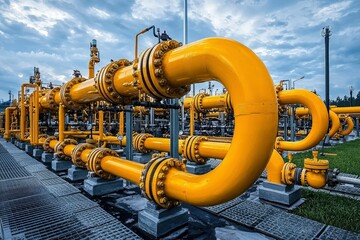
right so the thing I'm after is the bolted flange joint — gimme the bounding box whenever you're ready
[45,87,60,110]
[59,77,87,110]
[281,162,297,185]
[87,148,119,180]
[43,136,58,153]
[137,40,190,99]
[193,92,209,113]
[71,143,96,168]
[181,136,208,164]
[94,59,131,104]
[140,157,186,208]
[133,133,153,154]
[55,138,78,160]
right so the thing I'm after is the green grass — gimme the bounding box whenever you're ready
[290,139,360,176]
[290,189,360,233]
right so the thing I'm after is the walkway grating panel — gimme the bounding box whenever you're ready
[0,177,48,202]
[59,193,98,212]
[32,170,58,180]
[220,200,281,227]
[318,226,360,240]
[203,195,246,214]
[255,211,326,240]
[46,183,80,197]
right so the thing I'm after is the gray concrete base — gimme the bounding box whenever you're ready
[138,201,189,237]
[33,148,43,158]
[11,137,15,144]
[67,165,88,181]
[41,152,54,163]
[18,142,26,150]
[25,144,34,155]
[258,181,301,206]
[51,158,72,171]
[133,153,152,164]
[83,176,123,196]
[186,162,212,175]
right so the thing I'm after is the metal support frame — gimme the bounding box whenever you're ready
[356,118,359,138]
[125,105,133,160]
[170,99,179,159]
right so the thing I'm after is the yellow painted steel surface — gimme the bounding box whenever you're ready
[340,116,354,136]
[331,106,360,114]
[58,104,65,142]
[265,150,284,184]
[277,89,328,151]
[4,107,16,140]
[69,79,102,104]
[329,110,341,137]
[101,156,143,184]
[158,38,278,206]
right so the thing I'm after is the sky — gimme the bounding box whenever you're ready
[0,0,359,102]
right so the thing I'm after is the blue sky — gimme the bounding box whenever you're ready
[0,0,359,102]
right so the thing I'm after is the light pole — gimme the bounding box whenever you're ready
[350,86,354,107]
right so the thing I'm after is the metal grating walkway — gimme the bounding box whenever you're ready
[0,139,141,240]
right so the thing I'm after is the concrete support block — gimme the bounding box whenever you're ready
[25,144,34,155]
[33,148,43,158]
[67,165,88,181]
[11,137,15,144]
[138,201,189,237]
[19,142,26,150]
[51,157,72,171]
[186,162,212,175]
[83,176,123,196]
[258,181,301,206]
[41,152,54,163]
[133,152,152,164]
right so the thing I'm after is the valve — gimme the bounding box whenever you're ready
[303,151,329,188]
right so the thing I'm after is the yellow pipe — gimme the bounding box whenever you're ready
[69,79,102,104]
[59,103,65,142]
[157,38,277,206]
[33,86,40,145]
[331,106,360,114]
[4,107,16,140]
[276,90,328,151]
[98,110,104,143]
[190,101,195,135]
[118,112,124,135]
[20,83,37,141]
[329,110,341,138]
[101,156,143,184]
[265,150,284,184]
[340,116,354,136]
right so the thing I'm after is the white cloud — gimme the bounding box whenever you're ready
[1,0,72,36]
[313,1,352,23]
[85,28,119,43]
[87,7,111,19]
[130,0,181,20]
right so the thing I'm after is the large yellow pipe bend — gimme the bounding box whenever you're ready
[276,90,328,151]
[340,116,354,136]
[329,110,341,138]
[156,38,278,206]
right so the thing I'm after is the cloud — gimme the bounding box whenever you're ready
[85,28,120,43]
[130,0,181,20]
[1,0,72,36]
[87,7,111,19]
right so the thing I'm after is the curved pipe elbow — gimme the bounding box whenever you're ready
[265,150,284,184]
[156,38,278,206]
[328,110,341,137]
[340,116,354,136]
[276,90,328,151]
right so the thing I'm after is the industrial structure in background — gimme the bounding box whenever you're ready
[0,26,360,238]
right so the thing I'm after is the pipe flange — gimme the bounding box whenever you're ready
[43,136,57,152]
[38,134,48,139]
[60,77,87,110]
[95,59,131,104]
[46,87,60,109]
[55,138,78,160]
[133,133,153,154]
[138,40,190,99]
[194,92,209,113]
[274,85,286,114]
[224,92,232,111]
[71,143,96,168]
[140,157,185,208]
[87,148,119,180]
[281,162,296,185]
[181,136,208,164]
[274,137,284,153]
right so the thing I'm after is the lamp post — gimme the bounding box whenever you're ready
[350,86,354,107]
